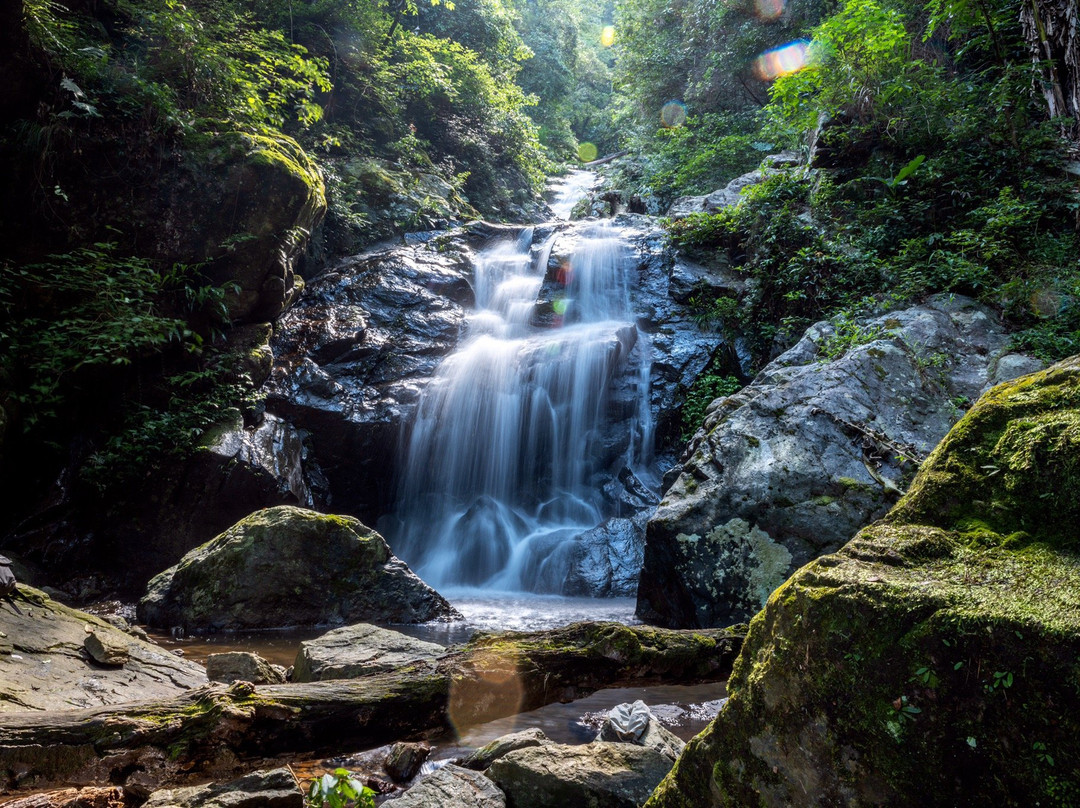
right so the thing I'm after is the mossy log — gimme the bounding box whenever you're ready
[0,621,742,794]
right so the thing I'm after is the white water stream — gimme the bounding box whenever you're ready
[386,177,655,595]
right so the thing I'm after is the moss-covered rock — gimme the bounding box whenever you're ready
[137,506,457,631]
[172,129,325,322]
[647,355,1080,807]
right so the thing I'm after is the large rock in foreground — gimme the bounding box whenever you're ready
[395,765,506,808]
[0,585,207,713]
[647,355,1080,807]
[639,294,1043,627]
[137,506,457,632]
[487,742,673,808]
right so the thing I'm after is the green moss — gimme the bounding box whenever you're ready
[648,355,1080,807]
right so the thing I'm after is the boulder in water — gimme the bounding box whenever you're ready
[137,506,458,632]
[206,651,286,684]
[292,623,446,682]
[461,728,552,771]
[384,741,431,782]
[597,701,684,762]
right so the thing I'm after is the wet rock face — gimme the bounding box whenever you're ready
[265,240,477,519]
[265,217,731,595]
[0,585,207,712]
[136,506,458,632]
[647,355,1080,808]
[639,294,1045,628]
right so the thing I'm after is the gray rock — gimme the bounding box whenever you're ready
[137,506,459,632]
[461,728,551,771]
[0,585,206,713]
[385,741,431,782]
[83,631,129,666]
[486,742,673,808]
[141,767,303,808]
[394,765,505,808]
[561,514,648,597]
[206,651,286,684]
[638,294,1045,627]
[597,701,685,762]
[292,623,446,683]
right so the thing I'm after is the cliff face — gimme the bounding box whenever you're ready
[647,354,1080,807]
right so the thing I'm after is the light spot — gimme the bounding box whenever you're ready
[753,40,810,81]
[660,100,687,128]
[578,142,598,162]
[754,0,785,20]
[601,25,616,47]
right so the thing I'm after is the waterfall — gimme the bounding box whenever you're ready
[386,209,653,593]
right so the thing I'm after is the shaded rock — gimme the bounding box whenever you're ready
[597,701,684,762]
[461,728,552,771]
[0,585,206,713]
[83,631,128,667]
[142,767,302,808]
[292,623,446,683]
[487,742,673,808]
[22,412,316,595]
[647,355,1080,807]
[394,764,505,808]
[205,652,285,685]
[667,255,745,304]
[137,506,457,632]
[384,742,431,782]
[639,294,1045,628]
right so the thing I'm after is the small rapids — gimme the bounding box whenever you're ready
[384,179,656,594]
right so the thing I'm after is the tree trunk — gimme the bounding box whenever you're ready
[0,622,743,794]
[1021,0,1080,139]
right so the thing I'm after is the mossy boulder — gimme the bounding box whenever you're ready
[169,129,326,322]
[137,506,457,632]
[647,355,1080,807]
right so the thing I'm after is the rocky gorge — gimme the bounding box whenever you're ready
[2,160,1078,807]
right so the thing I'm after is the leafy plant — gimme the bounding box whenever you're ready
[681,373,743,441]
[307,769,376,808]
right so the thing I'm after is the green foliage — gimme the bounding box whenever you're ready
[307,769,376,808]
[819,309,885,361]
[682,373,743,441]
[0,245,220,431]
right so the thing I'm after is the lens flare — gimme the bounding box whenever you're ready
[660,100,687,128]
[447,648,525,736]
[552,298,569,316]
[600,25,616,47]
[578,142,598,162]
[753,40,809,81]
[754,0,785,20]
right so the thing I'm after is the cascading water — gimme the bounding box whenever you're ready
[386,187,655,594]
